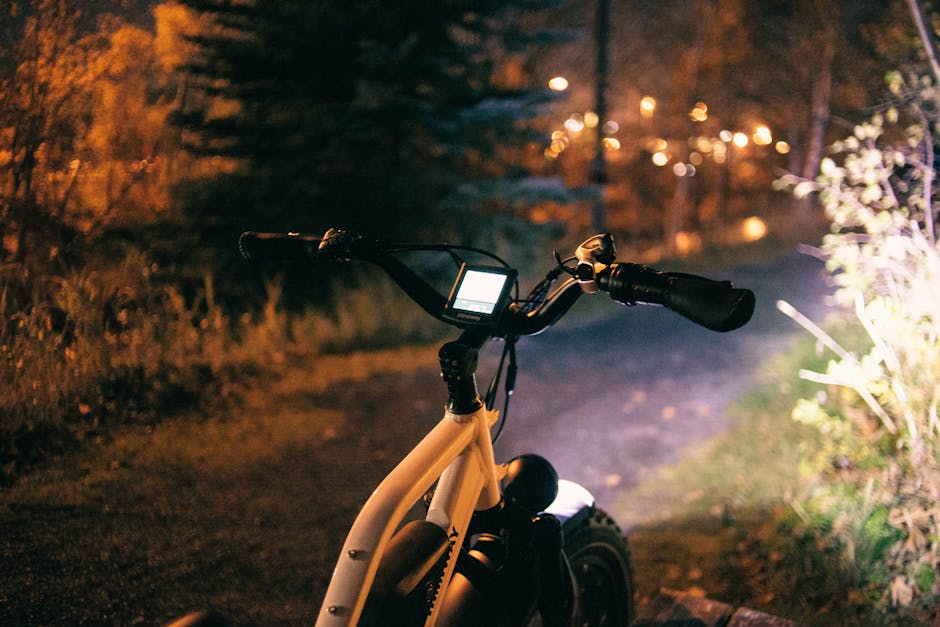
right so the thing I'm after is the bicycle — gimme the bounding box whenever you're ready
[179,226,754,627]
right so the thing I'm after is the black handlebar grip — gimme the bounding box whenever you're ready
[600,263,755,332]
[238,231,321,262]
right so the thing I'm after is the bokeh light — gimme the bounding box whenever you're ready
[675,231,702,254]
[564,114,584,133]
[548,76,569,91]
[753,126,772,146]
[712,141,727,164]
[742,216,768,241]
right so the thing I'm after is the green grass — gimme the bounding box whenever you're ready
[617,324,932,626]
[617,333,830,519]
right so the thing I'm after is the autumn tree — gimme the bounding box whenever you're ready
[0,0,199,265]
[0,0,97,261]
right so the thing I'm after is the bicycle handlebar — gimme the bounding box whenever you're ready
[238,229,755,335]
[240,229,448,322]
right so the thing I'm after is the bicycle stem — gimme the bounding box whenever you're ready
[439,329,493,414]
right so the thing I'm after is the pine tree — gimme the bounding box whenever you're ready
[175,0,566,244]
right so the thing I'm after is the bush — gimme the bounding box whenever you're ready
[1,252,235,481]
[0,242,464,485]
[777,75,940,620]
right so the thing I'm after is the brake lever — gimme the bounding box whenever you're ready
[575,233,617,293]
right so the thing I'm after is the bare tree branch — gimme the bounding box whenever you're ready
[907,0,939,244]
[907,0,940,87]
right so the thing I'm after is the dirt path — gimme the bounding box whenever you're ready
[0,359,444,625]
[0,251,832,625]
[492,249,832,524]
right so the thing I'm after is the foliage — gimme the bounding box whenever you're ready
[0,0,571,483]
[0,250,228,482]
[0,0,197,264]
[0,1,243,481]
[0,243,454,485]
[174,0,564,248]
[777,74,940,620]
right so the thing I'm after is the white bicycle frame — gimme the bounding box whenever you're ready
[315,402,502,626]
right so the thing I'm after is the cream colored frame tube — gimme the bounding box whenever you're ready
[316,403,501,626]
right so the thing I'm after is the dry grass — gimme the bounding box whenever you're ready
[0,246,446,485]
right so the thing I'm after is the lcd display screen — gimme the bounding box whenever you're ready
[442,264,516,326]
[452,269,510,314]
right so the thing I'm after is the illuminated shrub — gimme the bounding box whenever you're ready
[777,74,940,618]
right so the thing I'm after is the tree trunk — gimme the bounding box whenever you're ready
[590,0,609,232]
[664,2,713,253]
[797,19,836,224]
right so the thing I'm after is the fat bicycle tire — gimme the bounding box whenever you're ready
[560,507,635,627]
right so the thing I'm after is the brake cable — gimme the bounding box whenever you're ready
[487,335,518,444]
[487,254,575,442]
